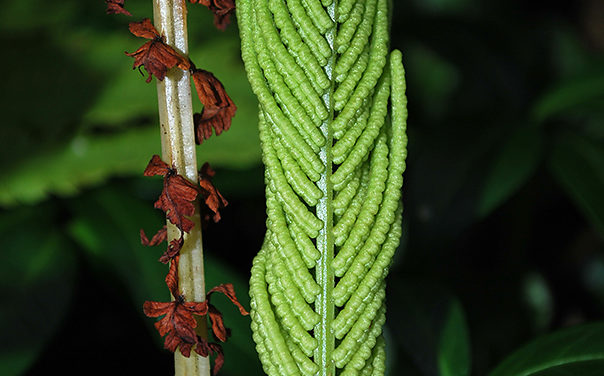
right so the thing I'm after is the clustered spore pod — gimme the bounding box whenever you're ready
[237,0,408,374]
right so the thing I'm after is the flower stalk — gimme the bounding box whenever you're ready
[152,0,211,374]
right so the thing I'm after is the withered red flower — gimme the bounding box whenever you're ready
[145,155,198,234]
[198,163,228,223]
[105,0,132,16]
[191,68,237,144]
[144,258,249,364]
[207,283,249,316]
[189,0,236,30]
[143,155,199,262]
[140,226,185,263]
[143,257,209,356]
[195,340,225,375]
[140,225,167,246]
[125,18,191,83]
[205,284,249,342]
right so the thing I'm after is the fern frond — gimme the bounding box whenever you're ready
[238,0,407,374]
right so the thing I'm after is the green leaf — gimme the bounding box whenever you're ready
[0,119,261,207]
[389,280,471,376]
[522,273,554,333]
[67,186,167,303]
[1,127,159,207]
[477,125,543,217]
[406,43,460,122]
[489,322,604,376]
[0,204,76,376]
[548,133,604,238]
[438,299,471,376]
[532,69,604,123]
[0,32,103,165]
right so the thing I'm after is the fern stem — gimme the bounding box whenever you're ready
[152,1,210,375]
[314,2,337,375]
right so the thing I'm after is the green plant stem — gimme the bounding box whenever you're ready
[314,3,337,375]
[152,1,210,375]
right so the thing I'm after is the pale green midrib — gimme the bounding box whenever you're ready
[314,2,337,376]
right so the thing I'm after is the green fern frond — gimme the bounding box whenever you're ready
[238,0,407,374]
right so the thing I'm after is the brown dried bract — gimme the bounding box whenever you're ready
[145,155,198,234]
[143,155,199,262]
[143,257,209,356]
[198,163,228,223]
[205,284,249,342]
[144,258,248,367]
[140,226,184,263]
[207,283,249,316]
[140,226,167,247]
[125,18,190,82]
[189,0,236,30]
[195,340,225,375]
[191,69,236,144]
[106,0,132,16]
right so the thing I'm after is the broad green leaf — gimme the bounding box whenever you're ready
[406,43,460,121]
[548,133,604,238]
[0,204,76,376]
[1,127,160,207]
[410,123,502,243]
[477,125,543,218]
[0,120,260,207]
[532,70,604,123]
[0,0,78,32]
[549,29,595,79]
[389,280,471,376]
[0,351,37,376]
[489,322,604,376]
[67,186,167,303]
[438,299,471,376]
[522,273,553,333]
[0,32,103,164]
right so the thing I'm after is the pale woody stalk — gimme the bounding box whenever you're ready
[153,0,211,375]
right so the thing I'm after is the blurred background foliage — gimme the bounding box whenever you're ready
[1,0,603,375]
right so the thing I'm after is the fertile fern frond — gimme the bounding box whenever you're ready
[238,0,407,374]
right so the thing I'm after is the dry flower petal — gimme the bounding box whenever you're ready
[144,155,199,235]
[189,0,235,30]
[143,155,199,262]
[143,257,210,355]
[207,283,249,316]
[205,283,249,342]
[140,226,167,247]
[198,162,228,223]
[125,18,190,82]
[106,0,132,16]
[191,69,236,144]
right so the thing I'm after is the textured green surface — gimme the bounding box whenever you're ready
[238,0,407,374]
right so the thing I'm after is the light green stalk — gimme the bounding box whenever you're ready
[153,1,210,375]
[239,0,408,374]
[314,2,337,375]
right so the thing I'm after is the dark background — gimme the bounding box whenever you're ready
[1,0,603,375]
